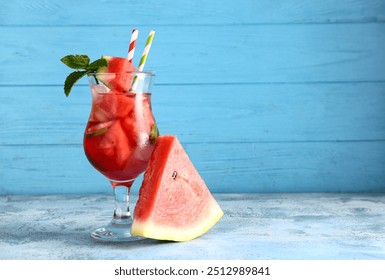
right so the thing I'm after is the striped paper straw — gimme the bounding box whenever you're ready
[130,30,155,91]
[127,29,139,64]
[138,30,155,71]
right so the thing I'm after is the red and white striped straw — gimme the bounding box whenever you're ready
[127,29,139,64]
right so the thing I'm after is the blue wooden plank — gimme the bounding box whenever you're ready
[1,141,385,195]
[1,83,385,145]
[1,0,384,25]
[1,1,385,195]
[1,24,385,85]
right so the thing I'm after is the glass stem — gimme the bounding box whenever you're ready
[111,181,134,225]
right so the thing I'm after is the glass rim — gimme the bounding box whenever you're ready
[87,70,155,76]
[92,91,153,96]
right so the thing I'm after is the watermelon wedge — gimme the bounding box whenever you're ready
[96,56,136,91]
[131,135,224,241]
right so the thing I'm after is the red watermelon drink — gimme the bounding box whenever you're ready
[85,68,159,241]
[84,71,158,183]
[60,30,157,242]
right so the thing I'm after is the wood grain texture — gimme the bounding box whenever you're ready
[1,1,384,194]
[1,83,385,145]
[1,24,385,85]
[1,0,384,25]
[1,141,384,194]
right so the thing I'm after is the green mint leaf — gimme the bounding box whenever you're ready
[87,58,108,72]
[61,55,90,69]
[64,70,87,96]
[149,123,159,144]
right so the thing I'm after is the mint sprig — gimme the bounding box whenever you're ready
[87,58,108,72]
[64,71,87,97]
[60,54,107,96]
[61,55,90,69]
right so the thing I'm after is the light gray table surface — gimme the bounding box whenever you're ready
[0,193,384,260]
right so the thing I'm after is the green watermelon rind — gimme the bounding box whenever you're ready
[131,203,224,242]
[95,55,113,87]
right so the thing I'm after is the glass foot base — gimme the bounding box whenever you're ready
[91,222,142,242]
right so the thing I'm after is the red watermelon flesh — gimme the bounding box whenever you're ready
[84,120,133,178]
[89,89,136,123]
[131,135,224,241]
[96,56,136,91]
[84,92,157,181]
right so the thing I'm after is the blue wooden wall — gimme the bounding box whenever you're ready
[1,0,385,194]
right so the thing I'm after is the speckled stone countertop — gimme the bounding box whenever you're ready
[0,193,384,260]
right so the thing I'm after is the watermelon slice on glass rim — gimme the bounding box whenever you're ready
[95,55,136,91]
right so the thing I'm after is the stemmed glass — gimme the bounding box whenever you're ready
[84,71,157,241]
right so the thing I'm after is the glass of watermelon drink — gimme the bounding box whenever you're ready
[84,71,158,241]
